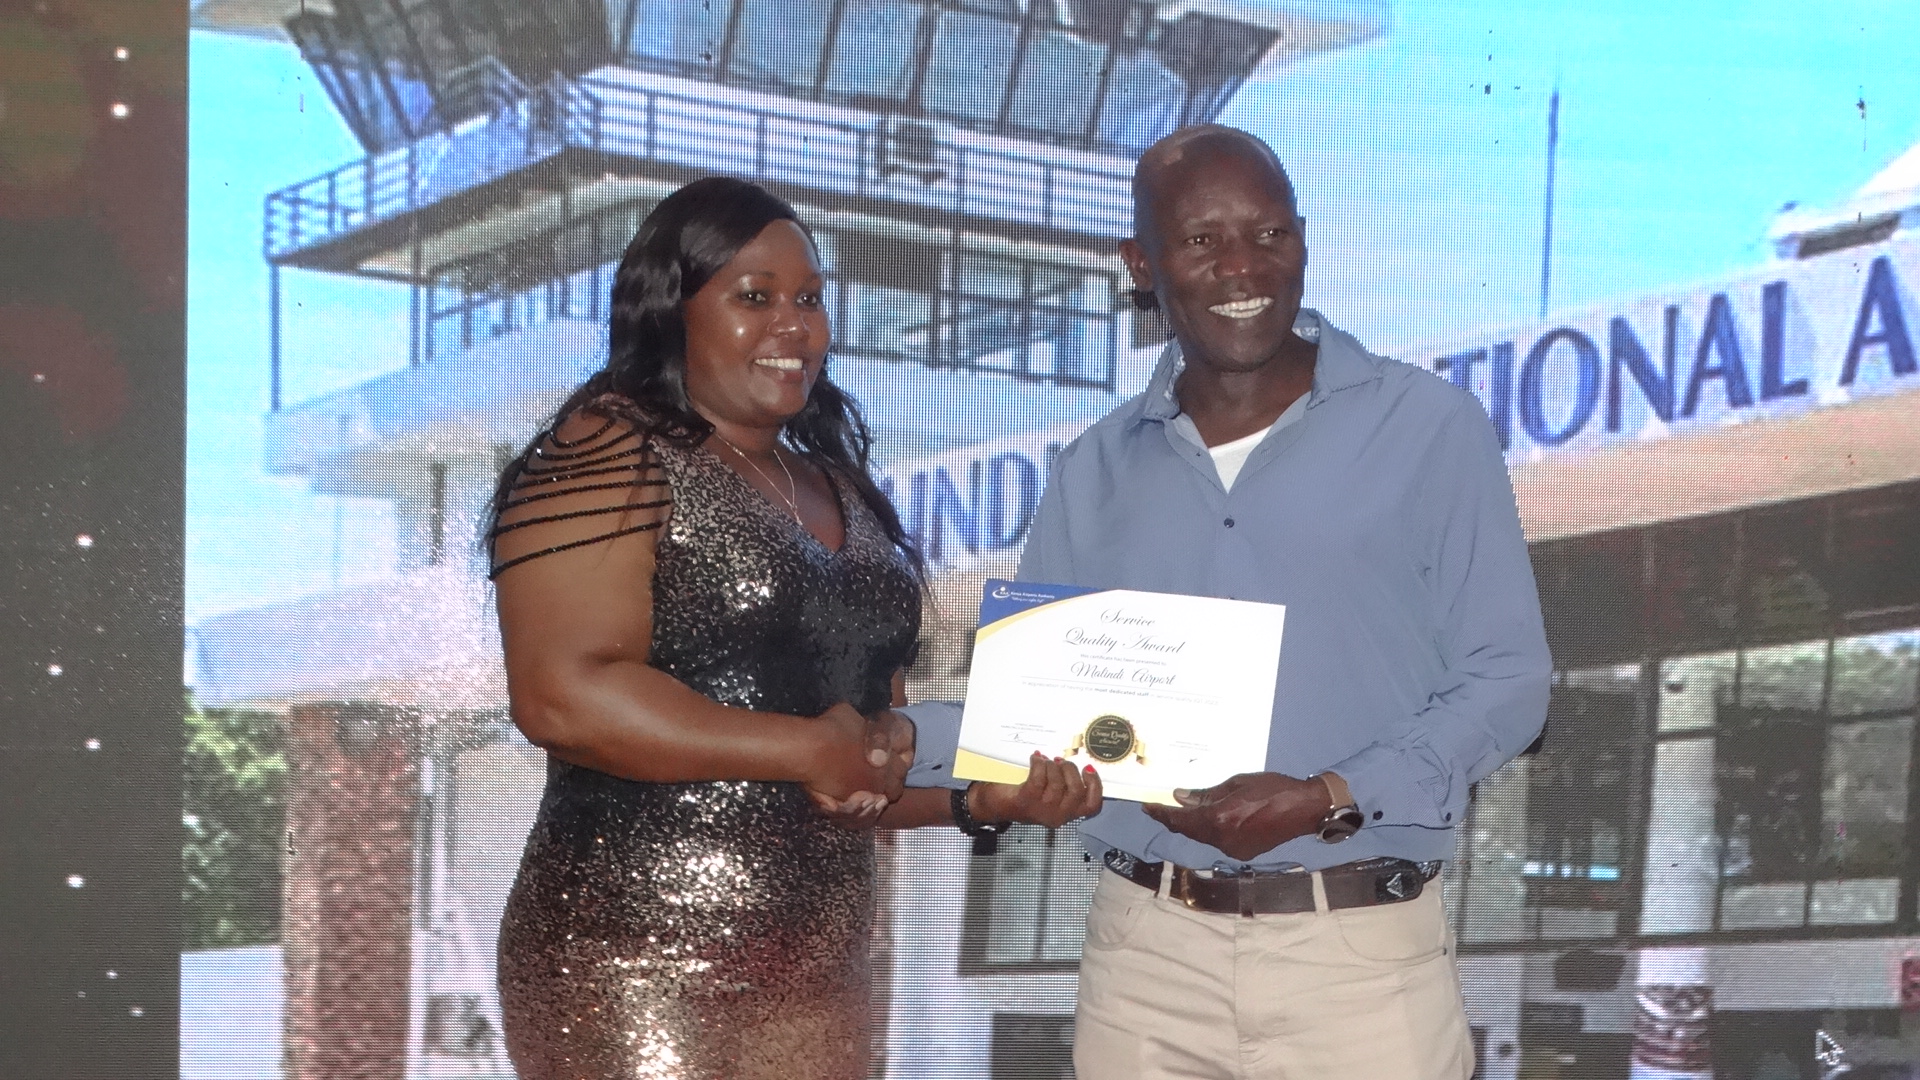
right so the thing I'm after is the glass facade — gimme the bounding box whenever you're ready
[289,0,1286,156]
[290,0,612,151]
[422,198,1121,388]
[1458,663,1645,943]
[608,0,1277,157]
[1455,482,1920,948]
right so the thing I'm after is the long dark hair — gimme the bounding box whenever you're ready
[487,176,920,570]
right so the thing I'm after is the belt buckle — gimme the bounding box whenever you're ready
[1169,870,1244,915]
[1167,864,1225,912]
[1207,863,1278,919]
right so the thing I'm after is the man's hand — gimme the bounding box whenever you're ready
[872,708,916,792]
[1142,771,1331,861]
[806,708,915,831]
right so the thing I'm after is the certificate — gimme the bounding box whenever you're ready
[953,580,1285,805]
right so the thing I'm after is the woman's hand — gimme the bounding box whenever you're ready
[972,752,1104,829]
[806,709,915,831]
[803,704,911,815]
[806,787,890,830]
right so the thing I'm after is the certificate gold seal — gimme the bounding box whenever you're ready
[1070,714,1143,765]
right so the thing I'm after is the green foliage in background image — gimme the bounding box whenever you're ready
[184,695,287,951]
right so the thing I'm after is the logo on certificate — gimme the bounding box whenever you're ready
[1072,714,1143,765]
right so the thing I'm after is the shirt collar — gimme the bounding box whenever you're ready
[1133,308,1381,426]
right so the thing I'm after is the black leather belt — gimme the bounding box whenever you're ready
[1103,850,1440,917]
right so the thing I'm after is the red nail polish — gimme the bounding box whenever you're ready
[1083,764,1095,775]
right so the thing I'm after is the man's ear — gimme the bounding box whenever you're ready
[1118,237,1154,293]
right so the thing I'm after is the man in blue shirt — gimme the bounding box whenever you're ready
[905,124,1551,1079]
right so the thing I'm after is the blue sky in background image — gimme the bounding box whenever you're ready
[185,1,1920,637]
[188,32,401,634]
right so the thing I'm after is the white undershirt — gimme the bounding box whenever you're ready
[1194,392,1310,490]
[1208,424,1272,491]
[1166,320,1316,490]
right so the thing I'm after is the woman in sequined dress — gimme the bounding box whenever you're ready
[486,177,1100,1080]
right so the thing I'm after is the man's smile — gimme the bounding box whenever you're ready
[1207,297,1274,319]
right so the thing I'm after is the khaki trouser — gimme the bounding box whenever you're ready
[1073,868,1475,1080]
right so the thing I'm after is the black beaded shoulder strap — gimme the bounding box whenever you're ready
[487,414,672,579]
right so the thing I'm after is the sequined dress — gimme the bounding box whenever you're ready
[492,420,920,1079]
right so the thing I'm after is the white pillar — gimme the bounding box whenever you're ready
[1638,737,1719,934]
[1632,655,1729,1079]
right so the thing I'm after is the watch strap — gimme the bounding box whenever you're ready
[951,784,1009,838]
[1313,771,1364,843]
[1317,771,1355,811]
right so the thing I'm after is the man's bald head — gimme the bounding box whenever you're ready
[1117,123,1308,366]
[1131,125,1297,241]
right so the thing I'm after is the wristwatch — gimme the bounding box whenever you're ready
[1314,772,1364,843]
[952,783,1009,855]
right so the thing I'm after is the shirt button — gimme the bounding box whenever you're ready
[1223,518,1235,528]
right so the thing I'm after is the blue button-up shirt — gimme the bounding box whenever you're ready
[906,309,1551,870]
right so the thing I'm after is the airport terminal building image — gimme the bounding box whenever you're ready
[1424,157,1920,1079]
[185,2,1920,1078]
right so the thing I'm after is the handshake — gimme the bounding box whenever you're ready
[801,703,1103,831]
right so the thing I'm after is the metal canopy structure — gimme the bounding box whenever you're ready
[216,0,1387,414]
[287,0,612,151]
[199,1,1389,157]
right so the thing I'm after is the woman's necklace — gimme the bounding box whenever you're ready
[712,431,802,524]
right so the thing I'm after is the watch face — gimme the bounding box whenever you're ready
[1318,806,1364,843]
